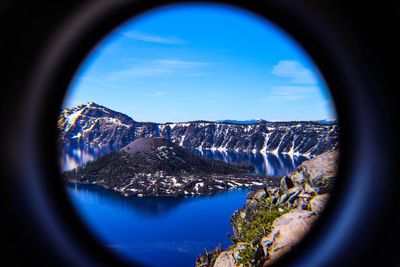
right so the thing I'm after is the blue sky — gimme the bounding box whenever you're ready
[64,3,336,123]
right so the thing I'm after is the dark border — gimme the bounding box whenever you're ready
[1,0,398,267]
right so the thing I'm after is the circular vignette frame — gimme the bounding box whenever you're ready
[8,0,396,267]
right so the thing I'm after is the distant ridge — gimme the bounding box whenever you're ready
[58,102,339,157]
[215,119,263,125]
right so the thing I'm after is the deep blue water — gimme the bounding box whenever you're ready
[67,184,249,267]
[64,148,308,267]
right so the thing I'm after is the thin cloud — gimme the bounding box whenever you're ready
[73,76,122,89]
[122,31,187,45]
[109,66,170,78]
[264,86,319,101]
[181,72,214,77]
[271,60,318,84]
[154,59,207,68]
[142,91,167,98]
[106,59,210,79]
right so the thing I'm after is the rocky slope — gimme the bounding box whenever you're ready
[63,137,277,197]
[58,102,159,151]
[196,150,338,267]
[58,102,339,157]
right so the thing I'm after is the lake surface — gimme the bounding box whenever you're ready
[192,149,308,177]
[68,184,249,267]
[60,146,308,176]
[64,148,308,267]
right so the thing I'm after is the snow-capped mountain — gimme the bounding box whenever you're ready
[58,102,339,157]
[58,102,159,150]
[159,121,339,156]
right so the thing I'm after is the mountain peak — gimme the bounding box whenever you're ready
[62,101,135,122]
[86,101,103,108]
[58,102,138,151]
[121,137,175,155]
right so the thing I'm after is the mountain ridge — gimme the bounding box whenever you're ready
[58,102,339,158]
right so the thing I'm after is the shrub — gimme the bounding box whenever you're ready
[236,198,286,245]
[237,244,257,267]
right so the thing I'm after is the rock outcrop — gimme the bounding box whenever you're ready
[196,150,338,267]
[260,209,316,266]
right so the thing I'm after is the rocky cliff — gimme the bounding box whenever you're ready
[196,150,338,267]
[58,102,159,151]
[58,102,339,157]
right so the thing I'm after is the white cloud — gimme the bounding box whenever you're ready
[122,31,187,45]
[73,76,122,89]
[106,59,209,79]
[109,66,170,78]
[271,60,318,84]
[154,59,207,68]
[142,91,167,98]
[264,86,319,101]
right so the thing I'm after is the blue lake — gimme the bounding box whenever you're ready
[68,185,249,267]
[192,149,308,177]
[64,149,308,267]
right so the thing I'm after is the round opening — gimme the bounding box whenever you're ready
[57,3,340,267]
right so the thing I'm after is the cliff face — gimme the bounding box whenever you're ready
[159,121,338,156]
[58,102,339,157]
[196,150,338,267]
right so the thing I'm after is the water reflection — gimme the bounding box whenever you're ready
[68,183,190,217]
[59,145,112,171]
[60,146,309,177]
[192,149,308,177]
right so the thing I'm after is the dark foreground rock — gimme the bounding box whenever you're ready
[196,150,338,267]
[63,137,277,197]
